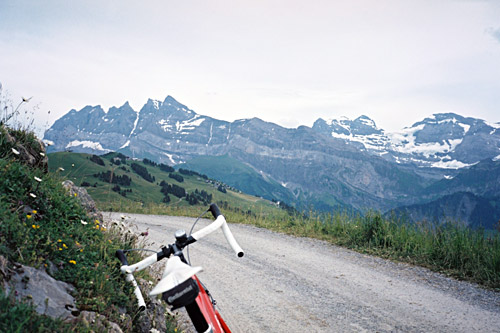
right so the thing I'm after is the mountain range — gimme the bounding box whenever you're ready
[43,95,500,229]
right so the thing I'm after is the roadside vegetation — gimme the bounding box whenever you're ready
[101,201,500,289]
[0,125,177,330]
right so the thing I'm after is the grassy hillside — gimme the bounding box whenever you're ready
[179,154,296,203]
[48,152,285,217]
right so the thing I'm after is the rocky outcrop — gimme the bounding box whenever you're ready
[62,180,103,223]
[1,124,49,171]
[2,257,78,320]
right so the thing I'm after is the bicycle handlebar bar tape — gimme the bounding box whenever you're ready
[209,203,221,219]
[116,250,129,265]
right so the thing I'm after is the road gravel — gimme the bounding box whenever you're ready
[107,213,500,333]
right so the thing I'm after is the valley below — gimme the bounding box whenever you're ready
[109,212,500,333]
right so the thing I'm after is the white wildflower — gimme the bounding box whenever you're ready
[29,193,36,198]
[81,220,88,225]
[39,152,45,157]
[34,176,42,182]
[11,148,20,155]
[57,167,65,172]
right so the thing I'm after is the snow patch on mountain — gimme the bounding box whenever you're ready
[486,121,500,129]
[153,100,160,110]
[390,125,463,157]
[431,160,475,169]
[163,152,176,164]
[207,123,213,145]
[331,132,389,151]
[120,140,130,149]
[175,115,205,132]
[158,119,173,131]
[66,140,111,153]
[129,111,140,137]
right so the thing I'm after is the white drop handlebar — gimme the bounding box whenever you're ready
[118,211,244,310]
[191,214,244,257]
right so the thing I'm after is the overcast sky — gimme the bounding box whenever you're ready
[1,0,500,137]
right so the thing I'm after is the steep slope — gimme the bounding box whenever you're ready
[422,159,500,198]
[388,192,500,229]
[179,154,296,204]
[44,102,137,153]
[47,152,281,215]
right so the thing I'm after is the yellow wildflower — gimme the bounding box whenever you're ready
[68,260,76,265]
[58,248,62,251]
[31,224,36,229]
[63,243,68,249]
[80,249,83,252]
[57,239,62,242]
[74,193,77,197]
[27,214,32,219]
[32,210,37,214]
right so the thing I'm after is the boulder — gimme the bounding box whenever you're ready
[62,180,103,222]
[7,263,78,320]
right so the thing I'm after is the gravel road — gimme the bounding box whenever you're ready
[107,212,500,332]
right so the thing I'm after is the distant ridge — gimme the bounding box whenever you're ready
[44,95,500,228]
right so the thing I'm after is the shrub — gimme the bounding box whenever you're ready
[89,155,105,166]
[168,173,184,183]
[131,163,154,182]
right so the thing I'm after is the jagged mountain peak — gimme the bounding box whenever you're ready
[317,114,382,136]
[409,112,475,135]
[78,105,104,113]
[354,115,378,127]
[45,95,500,172]
[144,98,163,110]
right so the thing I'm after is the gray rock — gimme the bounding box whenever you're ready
[135,278,169,333]
[8,264,77,320]
[62,180,103,222]
[78,311,124,333]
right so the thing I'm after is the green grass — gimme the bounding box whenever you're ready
[180,154,295,202]
[0,128,178,332]
[235,209,500,289]
[48,151,281,217]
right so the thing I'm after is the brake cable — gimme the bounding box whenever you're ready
[186,208,210,265]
